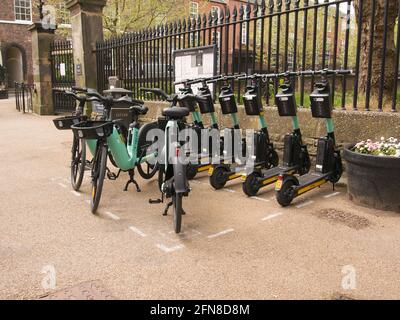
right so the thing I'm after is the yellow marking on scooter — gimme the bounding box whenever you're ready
[228,173,243,180]
[197,165,212,172]
[275,179,283,191]
[297,179,327,195]
[262,176,279,185]
[208,167,214,175]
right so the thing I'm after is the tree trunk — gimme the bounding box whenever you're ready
[354,0,399,109]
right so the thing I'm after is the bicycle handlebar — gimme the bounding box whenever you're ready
[140,87,170,101]
[71,86,88,93]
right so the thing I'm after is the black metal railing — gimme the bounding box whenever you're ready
[15,82,34,113]
[95,0,400,112]
[50,40,76,113]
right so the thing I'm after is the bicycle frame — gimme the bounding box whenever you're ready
[162,118,188,194]
[85,125,156,171]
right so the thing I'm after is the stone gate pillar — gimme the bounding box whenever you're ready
[66,0,107,90]
[29,23,56,115]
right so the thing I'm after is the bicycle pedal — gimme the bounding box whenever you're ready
[149,199,162,204]
[107,172,117,180]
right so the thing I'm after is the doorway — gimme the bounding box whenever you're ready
[5,46,25,87]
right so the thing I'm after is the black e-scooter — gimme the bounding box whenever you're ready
[275,69,352,206]
[242,71,311,196]
[207,74,251,189]
[175,76,222,179]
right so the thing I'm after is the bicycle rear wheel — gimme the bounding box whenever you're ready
[71,137,86,191]
[90,141,108,214]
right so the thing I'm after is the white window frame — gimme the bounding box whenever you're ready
[14,0,32,22]
[189,1,199,19]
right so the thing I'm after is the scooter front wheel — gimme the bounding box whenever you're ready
[242,172,262,197]
[276,179,296,207]
[186,163,197,180]
[210,166,228,190]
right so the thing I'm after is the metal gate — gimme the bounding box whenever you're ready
[50,41,75,113]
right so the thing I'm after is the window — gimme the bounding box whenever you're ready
[241,23,247,45]
[189,1,199,19]
[14,0,31,21]
[211,6,220,20]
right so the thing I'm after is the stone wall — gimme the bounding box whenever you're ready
[142,101,400,157]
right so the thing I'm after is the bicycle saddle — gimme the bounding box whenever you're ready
[130,105,148,115]
[162,107,189,119]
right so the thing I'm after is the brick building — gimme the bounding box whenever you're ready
[0,0,69,87]
[0,0,41,86]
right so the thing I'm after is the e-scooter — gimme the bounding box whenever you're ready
[208,73,279,190]
[242,71,311,196]
[275,69,352,206]
[175,76,222,179]
[207,74,250,189]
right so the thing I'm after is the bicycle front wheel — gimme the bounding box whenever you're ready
[172,193,183,234]
[90,141,108,214]
[71,137,86,191]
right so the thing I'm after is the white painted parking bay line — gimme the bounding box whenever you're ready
[207,228,235,239]
[104,211,120,221]
[58,182,67,188]
[129,226,147,237]
[156,244,185,253]
[71,191,81,197]
[85,200,91,204]
[251,196,270,202]
[324,191,341,198]
[224,188,236,193]
[262,212,283,221]
[296,200,314,209]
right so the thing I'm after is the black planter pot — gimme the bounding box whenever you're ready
[344,144,400,213]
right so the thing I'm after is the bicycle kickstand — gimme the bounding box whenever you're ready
[124,169,141,192]
[163,201,173,216]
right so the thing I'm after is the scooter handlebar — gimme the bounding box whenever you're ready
[140,87,170,101]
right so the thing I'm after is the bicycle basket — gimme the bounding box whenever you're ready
[53,115,87,130]
[71,121,114,140]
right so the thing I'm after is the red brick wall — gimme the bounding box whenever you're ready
[0,0,41,84]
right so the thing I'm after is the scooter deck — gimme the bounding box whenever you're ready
[254,165,297,187]
[295,172,331,195]
[261,165,297,179]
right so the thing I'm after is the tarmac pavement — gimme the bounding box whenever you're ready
[1,98,400,300]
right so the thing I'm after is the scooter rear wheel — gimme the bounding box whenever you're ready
[242,172,262,197]
[276,179,296,207]
[268,149,279,168]
[210,166,228,190]
[186,163,197,180]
